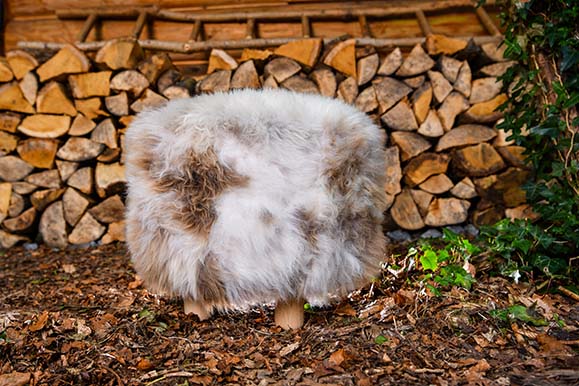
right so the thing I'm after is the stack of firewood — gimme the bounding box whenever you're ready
[0,35,527,248]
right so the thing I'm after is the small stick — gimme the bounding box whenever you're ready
[558,286,579,302]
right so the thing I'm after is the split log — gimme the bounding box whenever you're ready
[31,188,65,211]
[410,189,433,217]
[454,61,472,98]
[505,204,539,222]
[68,71,112,99]
[262,75,278,89]
[56,160,79,182]
[138,53,174,84]
[428,71,453,104]
[450,177,477,199]
[424,198,470,227]
[15,139,59,174]
[110,70,149,97]
[67,167,93,195]
[323,39,356,78]
[69,114,96,136]
[36,82,77,116]
[3,207,36,233]
[264,58,301,83]
[39,201,67,248]
[0,113,21,133]
[19,72,38,105]
[435,124,497,151]
[0,182,11,222]
[0,82,35,113]
[274,38,322,67]
[105,92,129,116]
[8,192,24,218]
[310,69,336,98]
[404,152,450,186]
[25,169,61,189]
[472,205,505,226]
[12,182,37,195]
[18,114,70,138]
[101,220,126,244]
[91,119,118,149]
[157,69,181,93]
[62,187,90,226]
[282,75,318,94]
[95,38,144,70]
[403,75,425,89]
[0,156,34,181]
[231,60,260,89]
[97,148,121,163]
[453,143,506,177]
[469,77,502,104]
[480,61,516,77]
[6,50,39,80]
[440,56,462,83]
[75,98,108,120]
[377,47,402,76]
[374,77,412,114]
[438,92,469,131]
[57,137,104,161]
[130,89,167,113]
[198,70,231,93]
[411,82,432,124]
[357,53,379,85]
[95,162,125,198]
[0,230,28,248]
[390,189,425,230]
[0,57,13,82]
[418,110,444,138]
[481,41,508,62]
[463,94,507,123]
[207,49,238,74]
[497,146,527,168]
[0,131,18,155]
[418,173,454,194]
[68,212,106,245]
[88,195,125,223]
[336,77,358,104]
[36,45,90,82]
[162,85,190,100]
[240,48,273,62]
[384,146,402,196]
[119,116,134,128]
[381,99,418,131]
[390,131,431,161]
[425,34,468,55]
[395,44,435,77]
[474,168,529,207]
[355,86,378,113]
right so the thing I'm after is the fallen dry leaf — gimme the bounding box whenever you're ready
[0,372,31,386]
[28,311,49,332]
[137,358,154,371]
[335,303,357,316]
[62,263,76,274]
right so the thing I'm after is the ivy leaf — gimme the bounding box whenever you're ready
[420,250,439,272]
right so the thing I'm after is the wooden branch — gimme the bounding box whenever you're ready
[132,10,149,39]
[190,19,203,42]
[301,16,311,38]
[475,6,501,36]
[77,13,98,43]
[246,18,256,39]
[358,15,372,38]
[415,10,433,36]
[18,36,503,54]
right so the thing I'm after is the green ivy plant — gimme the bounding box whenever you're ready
[479,0,579,284]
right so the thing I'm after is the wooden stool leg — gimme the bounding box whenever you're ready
[274,299,304,330]
[184,298,212,321]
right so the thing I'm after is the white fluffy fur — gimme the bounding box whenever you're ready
[125,89,387,309]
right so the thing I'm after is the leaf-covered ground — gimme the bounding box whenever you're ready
[1,243,578,386]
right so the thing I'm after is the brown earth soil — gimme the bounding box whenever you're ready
[1,243,578,386]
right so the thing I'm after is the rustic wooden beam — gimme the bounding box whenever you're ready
[77,13,98,42]
[415,10,433,36]
[475,6,501,36]
[190,19,203,41]
[18,35,503,54]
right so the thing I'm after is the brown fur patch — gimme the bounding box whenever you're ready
[153,148,248,237]
[197,252,228,303]
[295,209,322,250]
[260,209,275,225]
[324,137,365,196]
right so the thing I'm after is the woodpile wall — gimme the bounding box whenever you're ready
[0,34,528,249]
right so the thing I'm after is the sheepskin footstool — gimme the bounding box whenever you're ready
[125,89,388,329]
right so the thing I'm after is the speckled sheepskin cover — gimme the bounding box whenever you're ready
[125,89,388,308]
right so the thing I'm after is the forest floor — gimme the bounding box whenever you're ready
[1,243,578,386]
